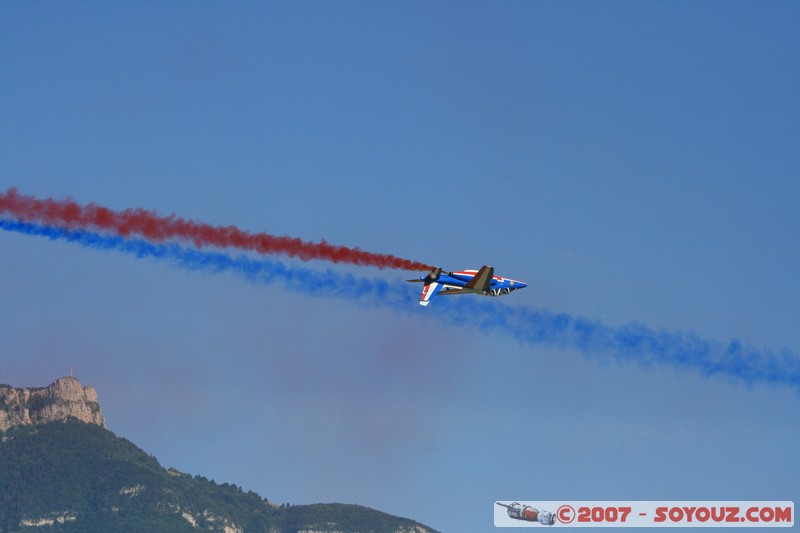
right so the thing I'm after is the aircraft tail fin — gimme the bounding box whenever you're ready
[425,267,442,282]
[407,266,441,283]
[419,281,442,306]
[406,267,445,305]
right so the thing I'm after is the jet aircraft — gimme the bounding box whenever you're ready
[407,265,526,306]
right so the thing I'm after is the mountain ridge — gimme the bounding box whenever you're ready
[0,378,439,533]
[0,377,104,431]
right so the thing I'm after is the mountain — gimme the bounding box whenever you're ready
[0,377,104,431]
[0,379,439,533]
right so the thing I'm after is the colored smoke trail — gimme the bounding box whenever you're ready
[2,219,799,392]
[0,219,417,308]
[441,298,800,390]
[0,188,432,271]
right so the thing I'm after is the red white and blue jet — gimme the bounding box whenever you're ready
[407,266,527,306]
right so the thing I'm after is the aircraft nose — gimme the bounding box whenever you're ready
[517,281,527,289]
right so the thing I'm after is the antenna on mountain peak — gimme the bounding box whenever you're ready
[69,366,73,378]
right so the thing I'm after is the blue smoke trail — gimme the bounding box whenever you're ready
[0,219,418,309]
[437,297,800,389]
[3,219,799,392]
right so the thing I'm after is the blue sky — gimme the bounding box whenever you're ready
[1,3,798,532]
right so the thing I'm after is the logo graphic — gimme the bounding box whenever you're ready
[494,501,793,528]
[496,502,556,526]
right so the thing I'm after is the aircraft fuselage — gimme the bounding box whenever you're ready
[408,266,527,306]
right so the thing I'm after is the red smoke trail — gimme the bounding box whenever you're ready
[0,188,433,271]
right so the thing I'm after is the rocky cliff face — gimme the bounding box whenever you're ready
[0,376,105,431]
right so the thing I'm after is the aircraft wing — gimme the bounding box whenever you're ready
[464,265,494,292]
